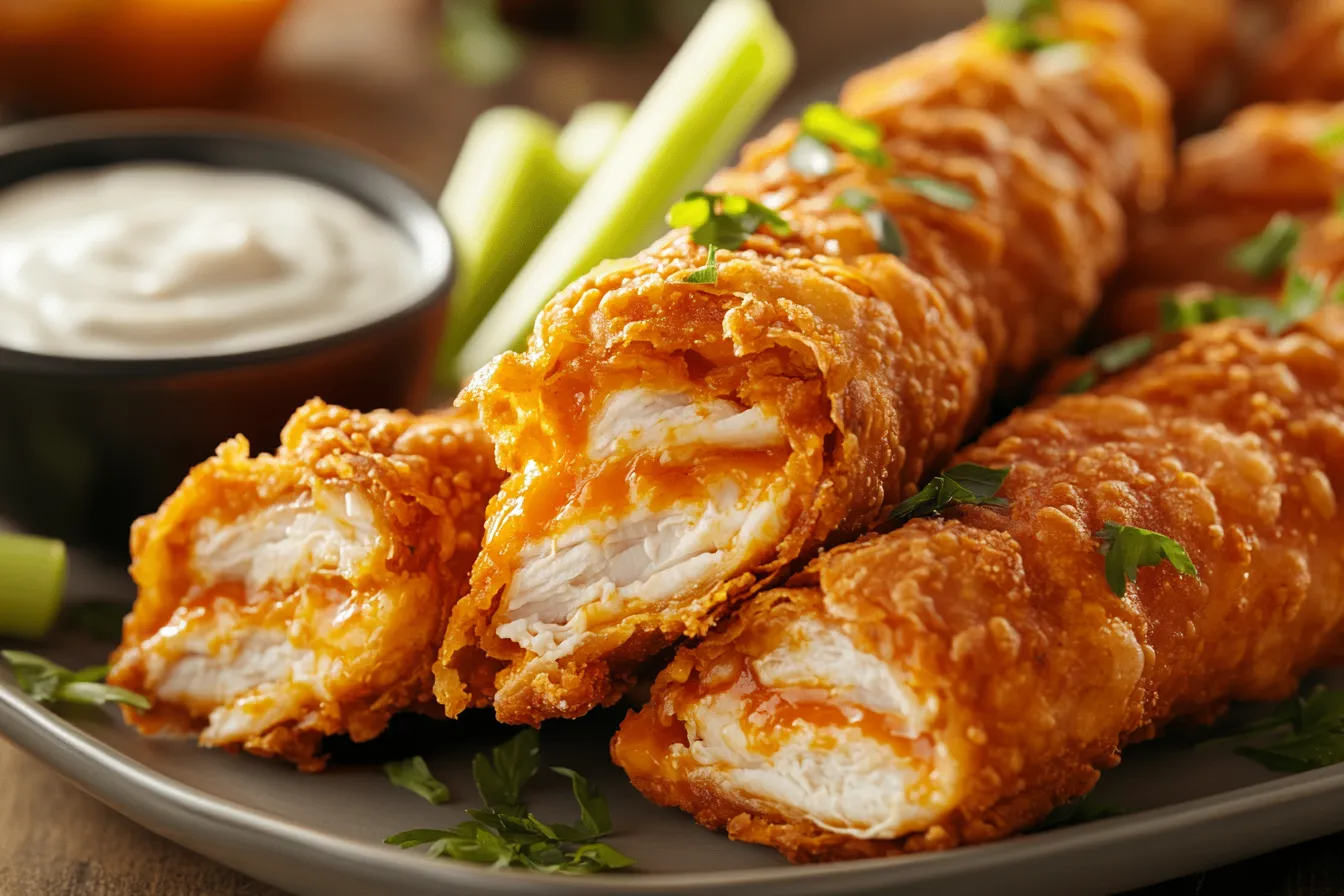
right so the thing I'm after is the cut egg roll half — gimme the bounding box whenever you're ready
[615,303,1344,860]
[108,400,502,770]
[435,1,1172,725]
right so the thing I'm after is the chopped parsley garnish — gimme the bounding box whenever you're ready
[1061,333,1155,394]
[794,102,889,169]
[386,729,634,874]
[2,650,150,711]
[384,756,452,805]
[892,176,977,210]
[1158,291,1276,332]
[891,463,1012,523]
[1231,687,1344,773]
[833,188,906,257]
[1229,212,1302,280]
[472,726,540,810]
[1094,522,1198,598]
[683,244,719,284]
[1033,793,1127,831]
[1269,270,1336,334]
[1159,271,1337,337]
[666,191,791,251]
[667,192,789,286]
[985,0,1062,53]
[1320,127,1344,211]
[1210,685,1344,773]
[1315,122,1344,154]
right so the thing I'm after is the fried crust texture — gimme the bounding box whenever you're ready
[1093,101,1344,339]
[109,399,502,770]
[435,3,1171,725]
[614,306,1344,861]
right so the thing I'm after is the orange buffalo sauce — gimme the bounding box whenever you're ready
[611,704,693,782]
[734,669,928,759]
[477,439,789,590]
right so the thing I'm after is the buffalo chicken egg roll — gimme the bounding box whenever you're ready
[108,400,502,770]
[1092,101,1344,340]
[434,2,1171,726]
[613,303,1344,861]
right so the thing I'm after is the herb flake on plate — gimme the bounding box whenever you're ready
[386,729,634,874]
[384,756,452,805]
[1201,685,1344,773]
[2,650,150,711]
[1094,522,1198,598]
[1033,793,1127,831]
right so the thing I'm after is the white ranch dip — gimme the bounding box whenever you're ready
[0,163,423,358]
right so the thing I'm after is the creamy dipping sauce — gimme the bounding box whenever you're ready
[0,163,424,358]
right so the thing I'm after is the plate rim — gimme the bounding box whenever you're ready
[4,675,1344,895]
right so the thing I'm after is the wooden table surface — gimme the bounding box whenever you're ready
[1,1,1343,894]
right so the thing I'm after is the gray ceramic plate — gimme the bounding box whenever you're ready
[2,619,1344,896]
[1,4,1338,891]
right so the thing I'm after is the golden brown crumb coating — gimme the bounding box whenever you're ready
[1252,0,1344,103]
[1092,101,1344,340]
[1111,0,1237,123]
[614,305,1344,861]
[109,399,502,770]
[435,2,1171,726]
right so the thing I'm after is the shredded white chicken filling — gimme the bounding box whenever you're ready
[673,618,957,839]
[136,486,379,739]
[192,484,378,592]
[495,387,795,663]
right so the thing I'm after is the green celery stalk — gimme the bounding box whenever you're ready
[0,533,66,640]
[556,101,633,182]
[436,103,635,386]
[453,0,796,382]
[435,108,579,385]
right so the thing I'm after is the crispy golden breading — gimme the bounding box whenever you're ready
[1092,101,1344,339]
[614,305,1344,862]
[434,3,1171,727]
[109,399,502,770]
[1106,212,1344,342]
[1253,0,1344,102]
[1112,0,1236,122]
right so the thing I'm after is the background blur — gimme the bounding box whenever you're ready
[0,0,980,193]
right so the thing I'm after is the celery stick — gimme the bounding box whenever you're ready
[556,102,633,182]
[0,533,66,640]
[436,108,579,385]
[454,0,796,381]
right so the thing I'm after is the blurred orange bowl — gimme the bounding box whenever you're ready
[0,0,293,113]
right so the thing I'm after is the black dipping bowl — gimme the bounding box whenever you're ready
[0,115,454,556]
